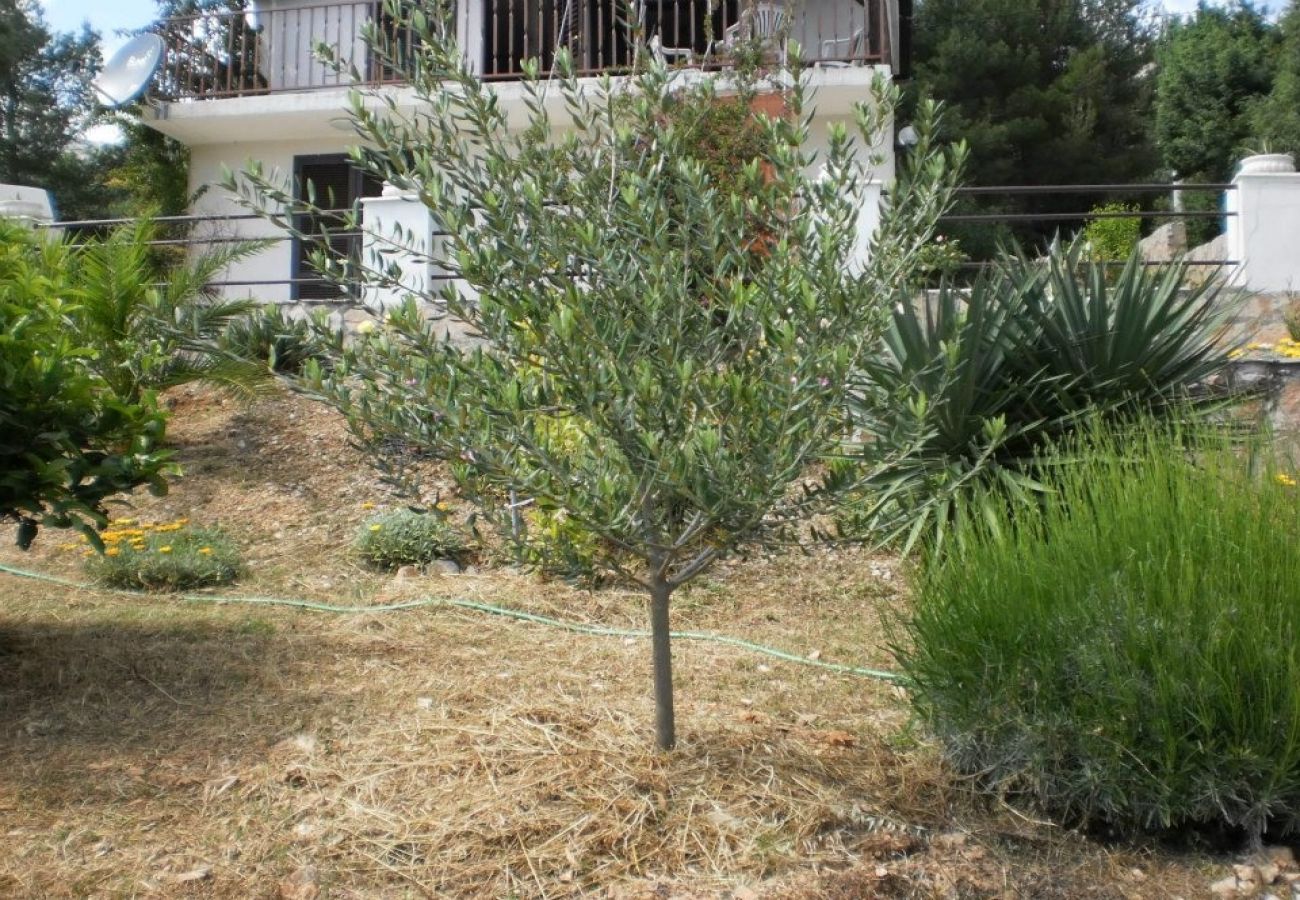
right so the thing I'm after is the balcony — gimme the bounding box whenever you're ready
[154,0,901,101]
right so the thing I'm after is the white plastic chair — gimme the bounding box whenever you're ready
[820,26,867,64]
[722,2,790,51]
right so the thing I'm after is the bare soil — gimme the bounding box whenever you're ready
[0,385,1249,898]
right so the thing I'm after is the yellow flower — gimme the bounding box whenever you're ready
[1276,473,1297,488]
[110,518,136,527]
[58,542,79,552]
[369,524,383,532]
[159,546,173,553]
[105,548,120,557]
[361,502,376,510]
[198,547,213,555]
[435,501,449,511]
[131,542,146,550]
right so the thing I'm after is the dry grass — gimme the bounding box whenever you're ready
[0,386,1240,898]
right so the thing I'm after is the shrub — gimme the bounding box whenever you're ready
[0,225,172,549]
[1284,295,1300,342]
[220,304,335,374]
[85,519,242,590]
[897,420,1300,843]
[1082,202,1141,263]
[848,239,1241,550]
[354,508,468,569]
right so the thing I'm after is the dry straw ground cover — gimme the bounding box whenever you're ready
[0,387,1228,897]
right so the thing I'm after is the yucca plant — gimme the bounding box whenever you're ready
[847,239,1241,551]
[64,218,272,404]
[220,303,337,374]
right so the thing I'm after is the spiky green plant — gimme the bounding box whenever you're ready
[848,240,1241,551]
[64,218,271,404]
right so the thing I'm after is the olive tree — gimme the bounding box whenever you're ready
[229,1,963,749]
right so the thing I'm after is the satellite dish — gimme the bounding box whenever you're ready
[92,33,165,108]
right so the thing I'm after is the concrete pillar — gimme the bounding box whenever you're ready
[360,183,434,311]
[1227,154,1300,293]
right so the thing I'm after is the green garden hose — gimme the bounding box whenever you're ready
[0,560,906,683]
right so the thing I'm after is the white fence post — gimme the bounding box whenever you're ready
[1228,155,1300,293]
[360,183,432,311]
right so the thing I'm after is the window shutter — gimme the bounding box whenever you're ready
[294,158,382,301]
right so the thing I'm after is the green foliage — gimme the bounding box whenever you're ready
[103,120,194,218]
[847,239,1239,550]
[220,304,336,374]
[86,521,243,590]
[898,420,1300,843]
[1154,2,1278,182]
[1285,296,1300,342]
[1252,0,1300,158]
[62,218,271,404]
[0,0,107,219]
[912,0,1158,254]
[355,507,468,570]
[1082,202,1141,262]
[230,4,963,748]
[0,224,171,548]
[911,233,967,286]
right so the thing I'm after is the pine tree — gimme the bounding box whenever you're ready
[911,0,1159,256]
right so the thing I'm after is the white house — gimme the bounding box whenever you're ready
[137,0,912,312]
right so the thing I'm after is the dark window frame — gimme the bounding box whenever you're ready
[291,153,383,301]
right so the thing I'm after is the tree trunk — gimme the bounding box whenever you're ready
[649,576,676,750]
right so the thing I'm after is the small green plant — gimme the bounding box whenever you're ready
[355,508,468,570]
[1283,294,1300,342]
[1082,202,1141,263]
[897,419,1300,844]
[84,519,243,590]
[220,304,336,374]
[912,233,967,285]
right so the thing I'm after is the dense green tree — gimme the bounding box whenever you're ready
[0,0,105,217]
[911,0,1159,255]
[1154,1,1278,182]
[1251,0,1300,157]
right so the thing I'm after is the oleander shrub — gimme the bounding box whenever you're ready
[897,420,1300,843]
[84,518,243,590]
[355,508,468,569]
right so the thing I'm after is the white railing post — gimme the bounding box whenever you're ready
[1228,154,1300,293]
[360,183,433,310]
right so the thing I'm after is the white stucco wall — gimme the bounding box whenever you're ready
[189,86,896,306]
[190,136,360,304]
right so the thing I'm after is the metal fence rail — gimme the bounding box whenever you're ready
[37,178,1239,294]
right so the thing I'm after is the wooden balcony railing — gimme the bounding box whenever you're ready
[154,0,898,101]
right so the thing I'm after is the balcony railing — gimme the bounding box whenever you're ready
[154,0,899,101]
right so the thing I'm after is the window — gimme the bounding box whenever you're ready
[292,154,384,301]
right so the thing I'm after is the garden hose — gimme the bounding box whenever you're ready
[0,561,906,683]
